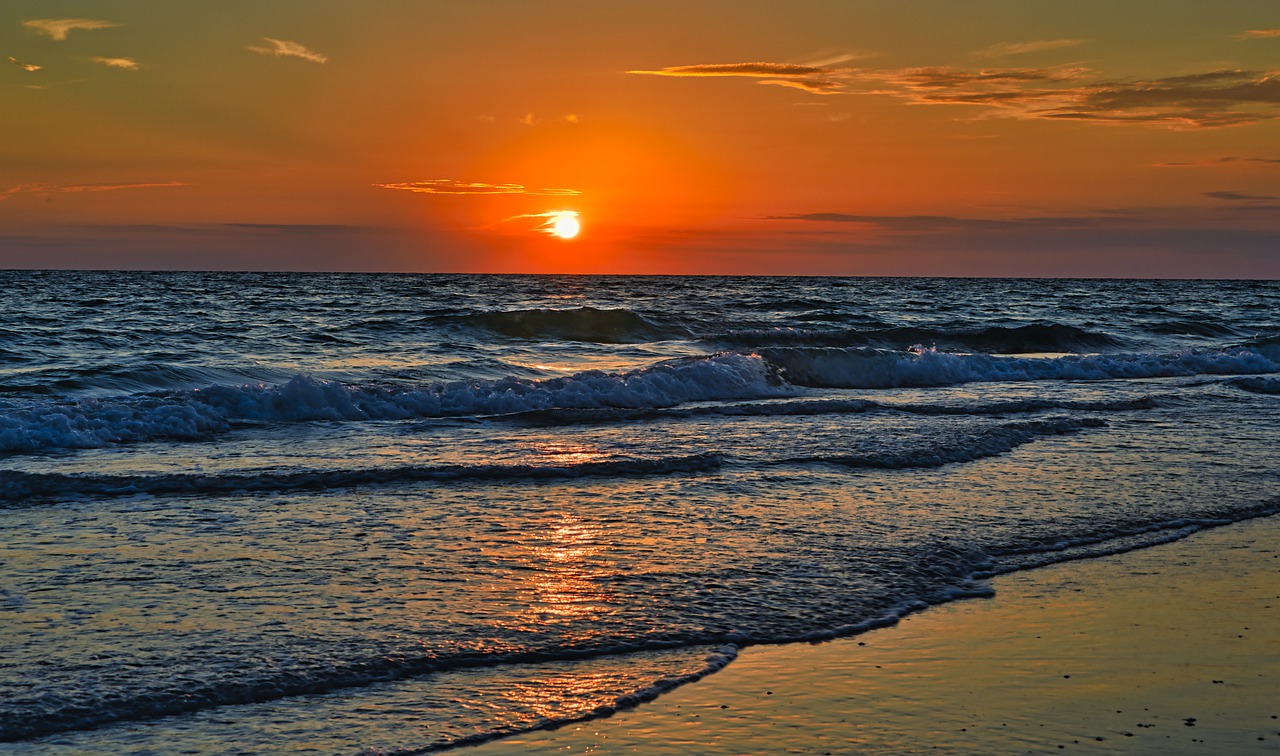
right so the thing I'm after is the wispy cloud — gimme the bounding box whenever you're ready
[23,18,118,41]
[757,208,1269,237]
[873,66,1088,90]
[635,54,1280,128]
[496,210,580,236]
[862,66,1280,128]
[975,39,1086,57]
[763,212,1025,233]
[1205,190,1278,201]
[1238,29,1280,39]
[630,61,851,94]
[764,206,1280,235]
[1157,156,1280,167]
[7,56,40,72]
[0,181,187,201]
[247,38,328,64]
[374,179,580,196]
[633,62,831,77]
[88,56,141,70]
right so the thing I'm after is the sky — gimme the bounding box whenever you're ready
[3,0,1280,277]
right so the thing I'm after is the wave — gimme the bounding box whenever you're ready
[454,307,693,343]
[0,363,296,398]
[0,638,740,744]
[3,342,1269,456]
[368,645,743,755]
[713,323,1122,354]
[780,417,1105,470]
[988,496,1280,573]
[760,345,1280,389]
[0,416,1103,505]
[1144,319,1243,338]
[0,354,785,455]
[1239,332,1280,351]
[1226,376,1280,395]
[0,453,723,505]
[502,396,1155,426]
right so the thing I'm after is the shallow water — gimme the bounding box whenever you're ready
[2,273,1278,752]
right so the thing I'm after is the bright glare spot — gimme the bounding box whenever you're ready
[551,212,580,239]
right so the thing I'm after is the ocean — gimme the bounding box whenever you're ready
[2,271,1279,754]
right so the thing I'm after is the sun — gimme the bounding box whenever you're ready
[551,212,580,239]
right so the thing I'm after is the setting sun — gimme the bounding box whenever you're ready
[551,212,580,239]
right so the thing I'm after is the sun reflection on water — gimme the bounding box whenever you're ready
[525,512,614,623]
[502,668,624,720]
[531,442,613,468]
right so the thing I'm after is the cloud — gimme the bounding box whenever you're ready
[633,62,830,77]
[247,38,328,64]
[496,210,580,236]
[878,66,1088,90]
[374,179,580,196]
[501,210,576,221]
[7,56,40,72]
[763,212,1025,233]
[1238,29,1280,39]
[23,18,119,40]
[975,39,1086,57]
[878,67,1280,128]
[635,53,1280,128]
[0,181,187,201]
[1205,190,1278,201]
[764,206,1280,237]
[1157,156,1280,167]
[88,56,141,70]
[630,61,848,94]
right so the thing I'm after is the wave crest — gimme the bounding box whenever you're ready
[760,346,1280,389]
[0,453,724,505]
[0,354,785,455]
[1226,376,1280,395]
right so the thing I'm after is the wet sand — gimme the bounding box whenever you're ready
[471,516,1280,755]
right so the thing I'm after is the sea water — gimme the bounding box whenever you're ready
[1,272,1278,753]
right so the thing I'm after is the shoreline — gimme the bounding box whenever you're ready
[469,516,1280,755]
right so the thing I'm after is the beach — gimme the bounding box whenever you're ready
[475,516,1280,755]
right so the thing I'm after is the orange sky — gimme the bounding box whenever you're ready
[3,1,1280,276]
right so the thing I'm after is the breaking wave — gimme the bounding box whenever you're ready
[4,343,1276,456]
[761,345,1280,389]
[0,354,785,455]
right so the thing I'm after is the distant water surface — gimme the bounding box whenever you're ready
[2,272,1278,753]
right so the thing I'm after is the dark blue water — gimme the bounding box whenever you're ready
[2,272,1279,753]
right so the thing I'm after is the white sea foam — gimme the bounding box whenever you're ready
[0,354,785,454]
[2,345,1275,455]
[762,345,1280,389]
